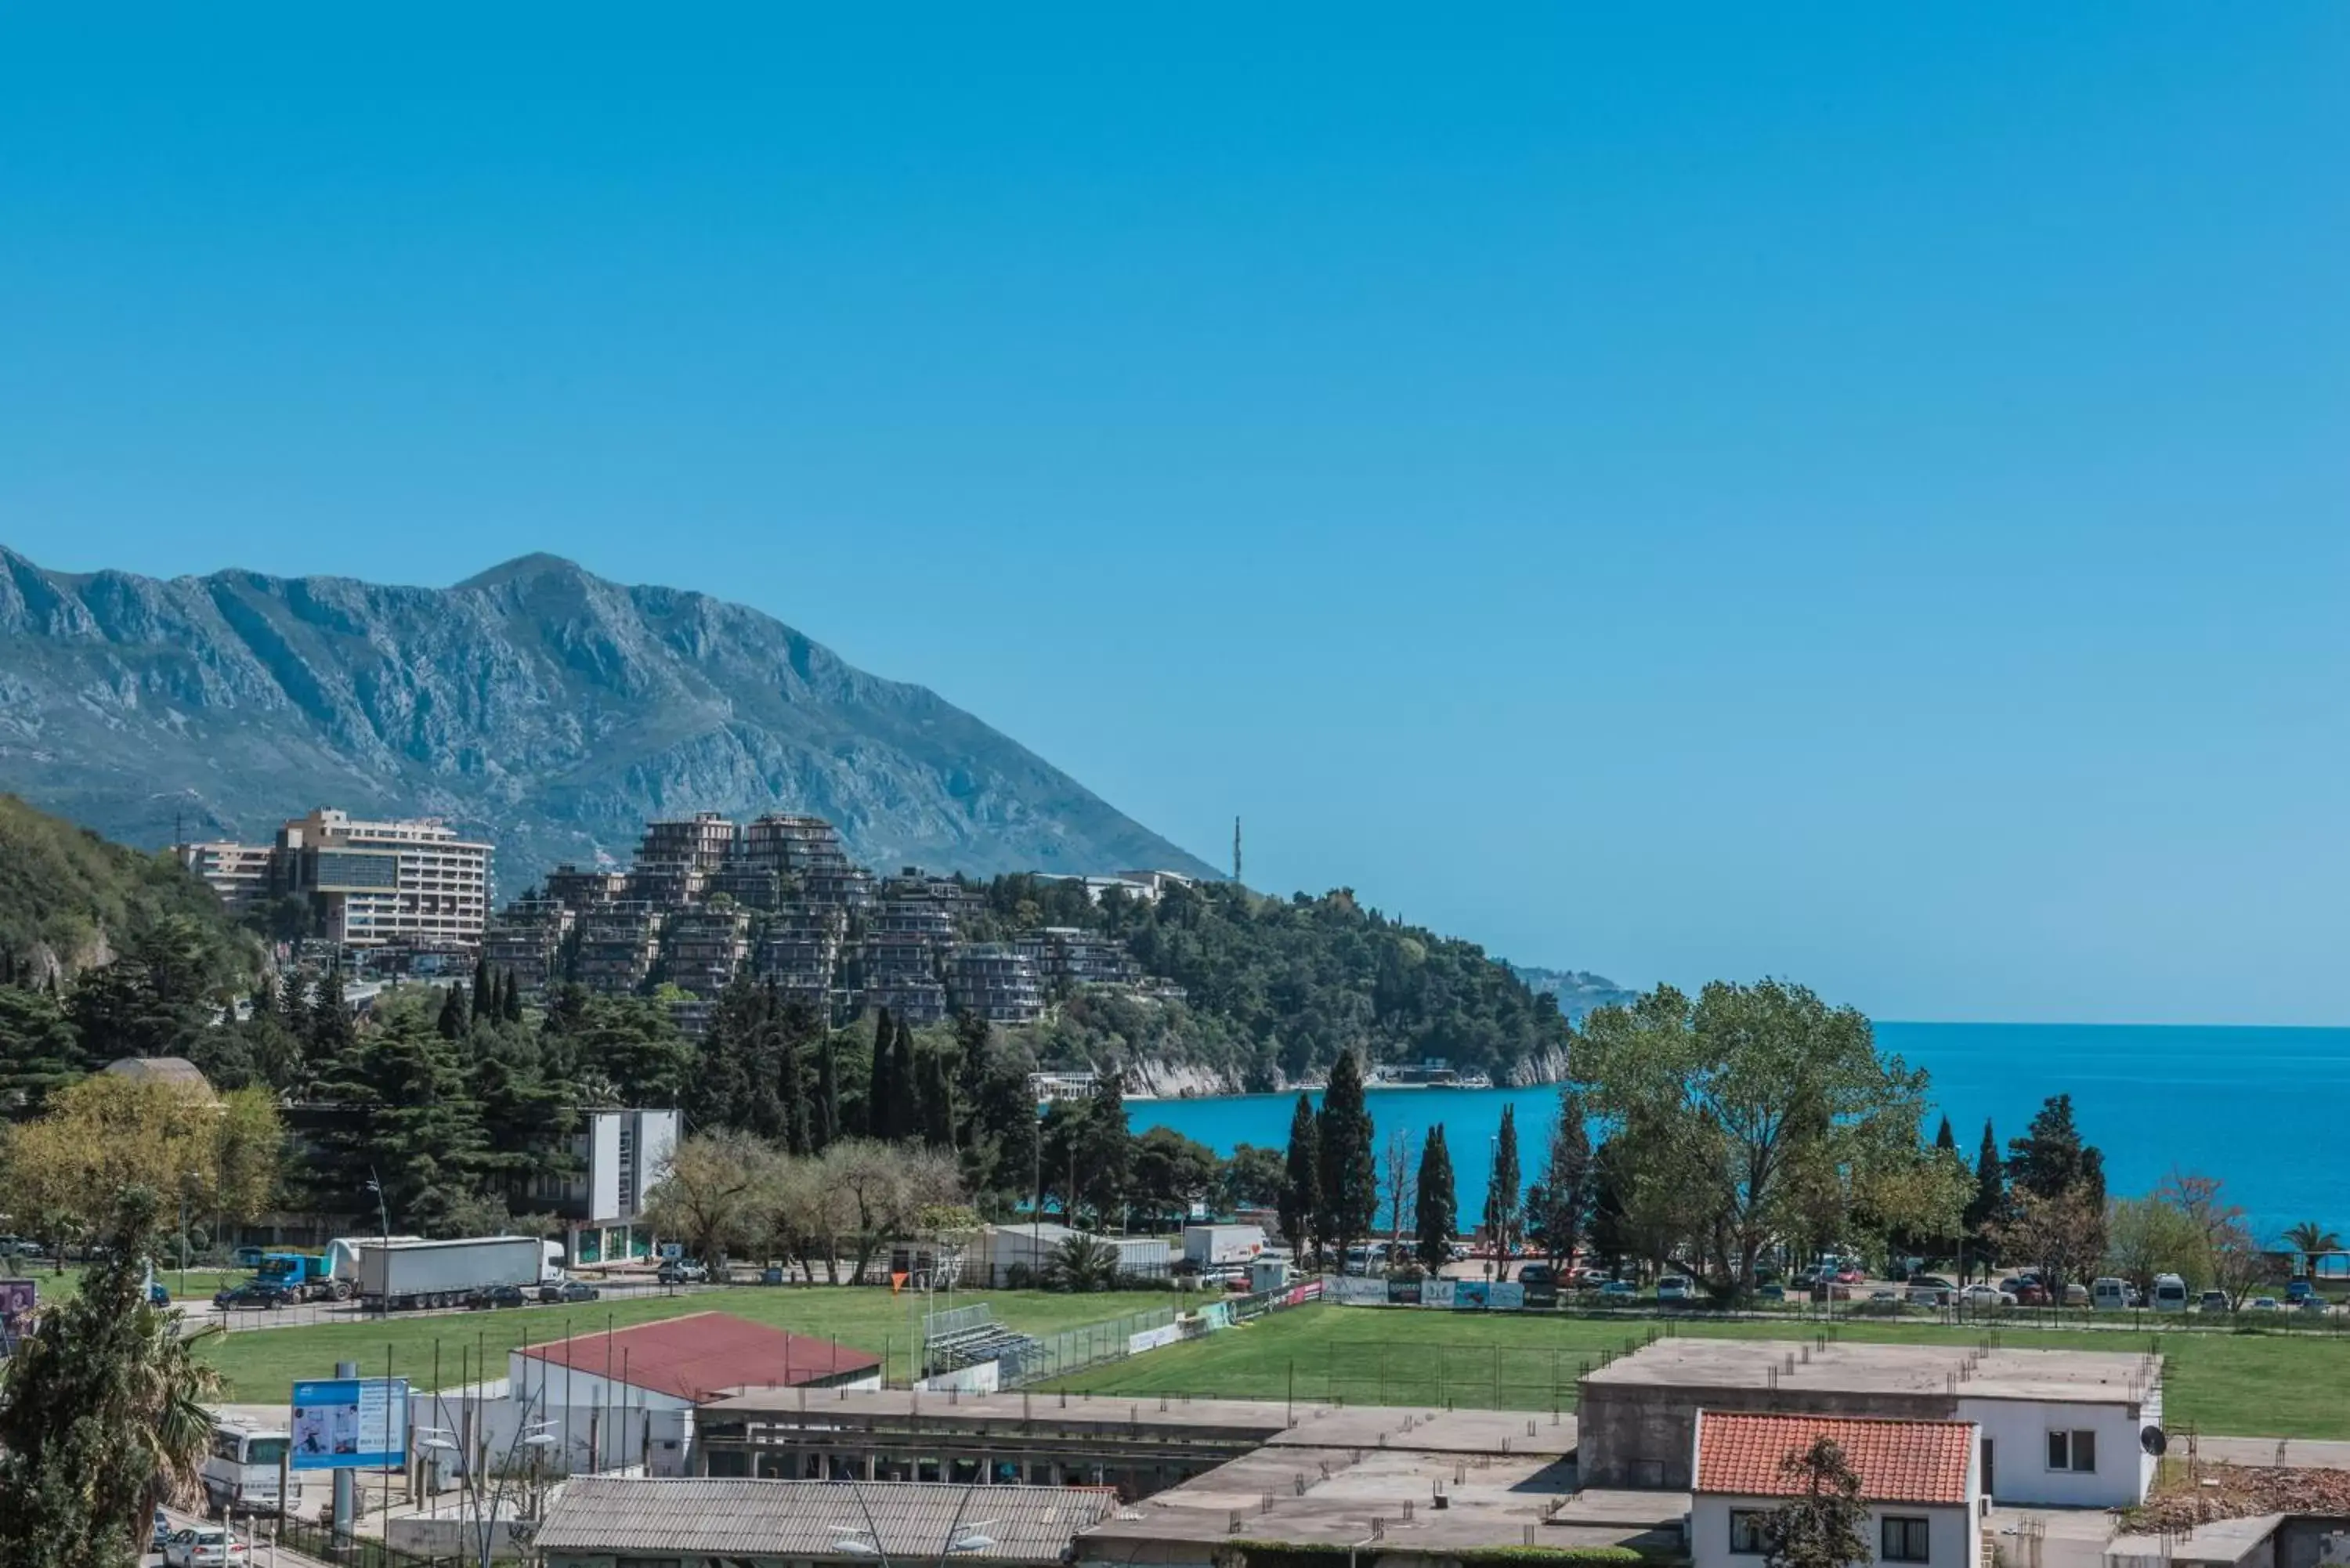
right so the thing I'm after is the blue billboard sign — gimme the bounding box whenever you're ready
[291,1377,410,1470]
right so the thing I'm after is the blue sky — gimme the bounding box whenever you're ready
[2,9,2344,1024]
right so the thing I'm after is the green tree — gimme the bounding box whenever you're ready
[436,983,468,1041]
[1414,1122,1456,1271]
[1484,1101,1524,1269]
[1764,1437,1872,1568]
[0,983,84,1118]
[1279,1093,1320,1259]
[1579,980,1924,1288]
[920,1043,954,1148]
[1043,1232,1124,1292]
[2007,1094,2105,1205]
[641,1131,776,1267]
[888,1016,917,1142]
[864,1007,895,1139]
[2106,1194,2211,1294]
[1315,1050,1376,1261]
[309,1005,487,1234]
[1217,1142,1287,1213]
[0,1187,222,1568]
[1132,1126,1218,1230]
[812,1028,841,1151]
[1964,1119,2005,1272]
[1526,1089,1593,1269]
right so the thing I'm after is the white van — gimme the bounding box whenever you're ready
[2152,1274,2189,1311]
[2092,1276,2129,1310]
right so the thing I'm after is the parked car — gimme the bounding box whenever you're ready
[1570,1266,1611,1288]
[2287,1280,2317,1304]
[538,1279,601,1304]
[1959,1284,2016,1309]
[2062,1282,2089,1306]
[154,1511,173,1552]
[465,1284,528,1310]
[2300,1297,2333,1316]
[1517,1263,1556,1288]
[1905,1274,1957,1306]
[1867,1288,1900,1303]
[1834,1267,1865,1284]
[163,1526,250,1566]
[212,1282,295,1311]
[1758,1284,1787,1302]
[2248,1296,2282,1312]
[656,1259,710,1285]
[1656,1275,1695,1302]
[2199,1290,2231,1312]
[1598,1280,1638,1300]
[1998,1278,2049,1306]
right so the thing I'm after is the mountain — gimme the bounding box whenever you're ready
[0,547,1217,888]
[1506,964,1642,1021]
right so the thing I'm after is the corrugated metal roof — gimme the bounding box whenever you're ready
[518,1312,879,1403]
[535,1476,1117,1560]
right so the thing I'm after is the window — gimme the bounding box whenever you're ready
[2046,1429,2098,1472]
[1882,1516,1932,1563]
[1729,1510,1773,1555]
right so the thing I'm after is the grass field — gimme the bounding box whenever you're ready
[1041,1305,2350,1440]
[196,1285,1180,1401]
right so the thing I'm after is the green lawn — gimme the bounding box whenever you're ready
[197,1285,1182,1401]
[1042,1305,2350,1440]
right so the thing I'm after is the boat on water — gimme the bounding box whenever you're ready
[1365,1058,1492,1090]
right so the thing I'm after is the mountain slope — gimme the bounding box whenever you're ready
[0,793,255,984]
[0,547,1217,887]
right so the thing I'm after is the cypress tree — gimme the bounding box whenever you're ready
[1966,1119,2005,1265]
[1934,1114,1957,1151]
[777,991,809,1157]
[1484,1101,1523,1266]
[920,1046,953,1147]
[888,1016,917,1143]
[1316,1050,1377,1261]
[472,952,491,1009]
[501,970,522,1024]
[1279,1092,1321,1262]
[436,984,468,1042]
[1415,1123,1456,1271]
[865,1006,894,1138]
[812,1029,839,1151]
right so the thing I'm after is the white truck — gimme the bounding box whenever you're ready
[356,1236,554,1311]
[1181,1223,1267,1270]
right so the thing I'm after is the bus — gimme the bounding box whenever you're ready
[200,1424,302,1517]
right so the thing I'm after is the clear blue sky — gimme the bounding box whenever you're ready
[2,9,2344,1025]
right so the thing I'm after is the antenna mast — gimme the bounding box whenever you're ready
[1232,816,1242,886]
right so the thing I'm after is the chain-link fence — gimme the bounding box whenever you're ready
[996,1304,1180,1386]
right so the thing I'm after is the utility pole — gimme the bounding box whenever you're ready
[1232,818,1242,886]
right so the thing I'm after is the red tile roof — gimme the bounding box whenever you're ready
[1694,1411,1975,1505]
[517,1312,880,1404]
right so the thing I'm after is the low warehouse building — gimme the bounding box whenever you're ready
[1690,1411,1983,1568]
[535,1475,1120,1568]
[1578,1337,2161,1507]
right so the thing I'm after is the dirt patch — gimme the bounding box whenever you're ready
[2130,1464,2350,1530]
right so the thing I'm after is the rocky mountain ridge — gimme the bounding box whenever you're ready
[0,547,1217,887]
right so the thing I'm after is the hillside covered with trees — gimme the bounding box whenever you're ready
[965,875,1572,1089]
[0,794,254,987]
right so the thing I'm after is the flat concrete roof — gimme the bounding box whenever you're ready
[1582,1338,2160,1406]
[700,1389,1574,1456]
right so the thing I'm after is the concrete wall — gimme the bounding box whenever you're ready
[2271,1517,2350,1568]
[1693,1496,1977,1568]
[1954,1396,2150,1508]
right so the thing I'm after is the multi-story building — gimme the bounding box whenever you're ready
[271,808,493,948]
[482,898,575,993]
[174,840,276,912]
[739,813,853,874]
[755,905,848,1014]
[520,1107,681,1266]
[544,865,628,911]
[703,865,787,911]
[948,944,1045,1024]
[637,813,739,873]
[665,907,751,997]
[574,906,663,994]
[623,861,705,909]
[1015,927,1140,988]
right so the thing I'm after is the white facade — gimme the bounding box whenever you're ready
[1691,1493,1979,1568]
[175,841,276,911]
[979,1223,1171,1281]
[1955,1387,2160,1508]
[546,1107,678,1266]
[280,807,493,947]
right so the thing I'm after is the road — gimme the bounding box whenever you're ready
[150,1505,334,1568]
[177,1277,715,1336]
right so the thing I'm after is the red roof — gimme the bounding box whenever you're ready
[517,1313,880,1404]
[1694,1411,1975,1505]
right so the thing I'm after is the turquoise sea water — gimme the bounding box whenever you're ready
[1125,1022,2350,1239]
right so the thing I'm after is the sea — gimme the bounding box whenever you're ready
[1125,1022,2350,1240]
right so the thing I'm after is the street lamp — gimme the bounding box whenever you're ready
[421,1399,558,1568]
[363,1169,391,1318]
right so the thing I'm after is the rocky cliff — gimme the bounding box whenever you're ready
[0,547,1217,887]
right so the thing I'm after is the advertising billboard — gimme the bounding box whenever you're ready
[291,1377,410,1470]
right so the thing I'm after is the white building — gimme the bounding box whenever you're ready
[1691,1411,1982,1568]
[976,1223,1172,1284]
[277,807,493,947]
[175,840,276,911]
[526,1107,680,1266]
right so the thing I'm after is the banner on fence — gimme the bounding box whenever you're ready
[1452,1281,1489,1310]
[1195,1301,1234,1331]
[917,1361,1000,1393]
[1421,1278,1455,1308]
[1128,1323,1184,1355]
[1491,1281,1525,1310]
[1329,1277,1389,1305]
[1290,1280,1323,1305]
[1386,1278,1422,1305]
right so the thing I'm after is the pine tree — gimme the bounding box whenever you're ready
[2008,1094,2104,1206]
[1316,1050,1377,1261]
[472,953,491,1010]
[865,1006,894,1138]
[501,970,523,1024]
[1934,1114,1957,1151]
[1414,1122,1456,1271]
[1484,1102,1524,1268]
[1526,1090,1591,1269]
[0,984,85,1121]
[777,994,811,1157]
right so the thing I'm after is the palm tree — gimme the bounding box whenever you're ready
[2283,1221,2342,1284]
[1045,1234,1124,1293]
